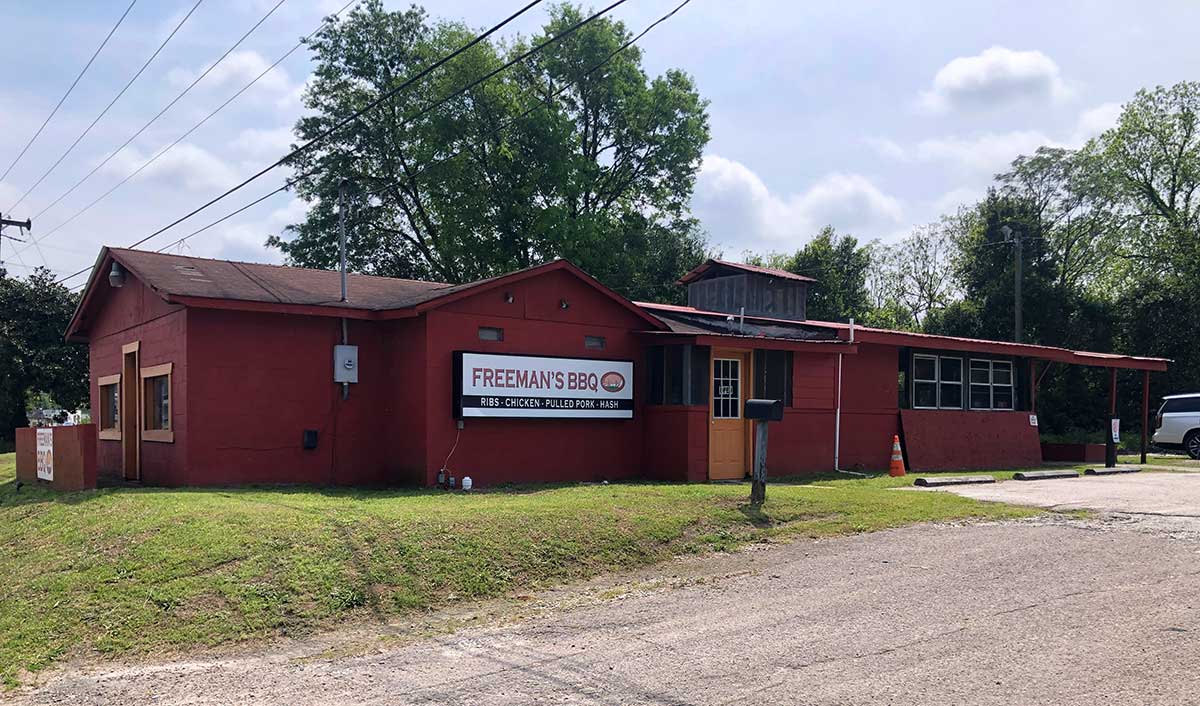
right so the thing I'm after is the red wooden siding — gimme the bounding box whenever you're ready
[900,409,1042,471]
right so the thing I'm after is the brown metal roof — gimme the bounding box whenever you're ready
[676,258,817,285]
[109,248,455,310]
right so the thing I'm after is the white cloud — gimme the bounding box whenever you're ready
[1071,101,1122,144]
[863,136,907,160]
[232,127,295,158]
[167,50,293,94]
[692,154,904,254]
[932,187,982,215]
[102,143,240,192]
[919,46,1069,113]
[912,130,1061,175]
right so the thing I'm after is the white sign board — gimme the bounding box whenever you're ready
[455,352,634,419]
[36,428,53,481]
[1111,418,1120,443]
[1029,414,1038,427]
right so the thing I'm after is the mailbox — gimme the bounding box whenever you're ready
[745,398,783,422]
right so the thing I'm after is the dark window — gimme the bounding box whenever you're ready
[1164,397,1200,413]
[913,354,938,409]
[969,359,1014,410]
[939,357,963,409]
[143,375,170,430]
[665,345,685,404]
[584,335,606,351]
[690,346,710,405]
[99,382,119,430]
[754,349,793,406]
[478,326,503,342]
[647,346,665,405]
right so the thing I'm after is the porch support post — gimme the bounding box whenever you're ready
[1141,369,1150,465]
[1029,359,1037,414]
[1106,368,1118,468]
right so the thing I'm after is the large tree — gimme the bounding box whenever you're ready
[1086,81,1200,280]
[0,267,89,443]
[271,1,711,302]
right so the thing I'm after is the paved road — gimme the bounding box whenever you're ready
[931,471,1200,517]
[17,509,1200,706]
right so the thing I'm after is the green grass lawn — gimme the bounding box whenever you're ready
[0,453,1037,686]
[1119,453,1199,469]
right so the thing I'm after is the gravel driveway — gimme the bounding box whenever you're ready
[14,505,1200,706]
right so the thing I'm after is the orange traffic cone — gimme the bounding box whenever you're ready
[889,435,906,477]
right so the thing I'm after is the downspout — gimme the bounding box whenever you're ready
[836,318,867,477]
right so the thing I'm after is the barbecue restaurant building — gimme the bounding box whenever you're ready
[58,247,1168,487]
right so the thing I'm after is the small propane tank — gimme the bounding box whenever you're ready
[448,475,457,489]
[462,476,473,491]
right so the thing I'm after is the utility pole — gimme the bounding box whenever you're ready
[1001,224,1022,343]
[0,213,33,269]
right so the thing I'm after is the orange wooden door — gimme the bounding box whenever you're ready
[709,352,748,480]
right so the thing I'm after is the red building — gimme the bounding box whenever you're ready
[64,247,1168,487]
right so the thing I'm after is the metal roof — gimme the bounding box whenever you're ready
[636,301,1169,371]
[676,259,816,285]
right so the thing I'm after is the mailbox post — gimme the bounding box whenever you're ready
[745,398,784,507]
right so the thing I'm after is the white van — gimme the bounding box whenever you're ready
[1154,393,1200,459]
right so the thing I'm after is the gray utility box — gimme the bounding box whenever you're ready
[334,344,359,383]
[745,398,784,422]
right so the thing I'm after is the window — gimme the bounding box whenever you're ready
[647,345,709,406]
[584,335,606,351]
[969,359,1014,410]
[754,349,794,406]
[912,354,965,409]
[478,326,504,342]
[912,355,938,409]
[98,374,120,440]
[939,357,963,409]
[140,363,173,442]
[1163,397,1200,414]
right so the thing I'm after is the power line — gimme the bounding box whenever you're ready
[62,0,636,285]
[23,0,359,255]
[157,0,693,258]
[11,0,288,240]
[54,0,557,279]
[7,1,205,215]
[0,0,137,184]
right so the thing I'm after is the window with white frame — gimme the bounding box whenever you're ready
[969,359,1014,410]
[912,354,964,409]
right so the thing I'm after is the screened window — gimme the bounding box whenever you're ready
[912,354,964,409]
[969,359,1014,410]
[478,326,504,342]
[584,335,606,351]
[753,349,793,406]
[98,374,120,439]
[140,363,173,442]
[647,345,709,405]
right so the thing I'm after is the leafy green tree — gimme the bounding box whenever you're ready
[1087,81,1200,279]
[271,1,710,302]
[0,267,89,442]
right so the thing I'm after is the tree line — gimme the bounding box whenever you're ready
[747,81,1199,439]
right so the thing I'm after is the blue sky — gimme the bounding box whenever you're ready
[1,0,1198,283]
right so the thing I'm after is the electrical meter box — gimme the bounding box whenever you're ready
[334,344,359,383]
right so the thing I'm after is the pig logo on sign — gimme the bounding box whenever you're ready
[600,371,625,393]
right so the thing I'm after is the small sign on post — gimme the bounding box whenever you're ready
[36,428,54,481]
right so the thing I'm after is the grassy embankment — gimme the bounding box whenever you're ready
[0,452,1036,685]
